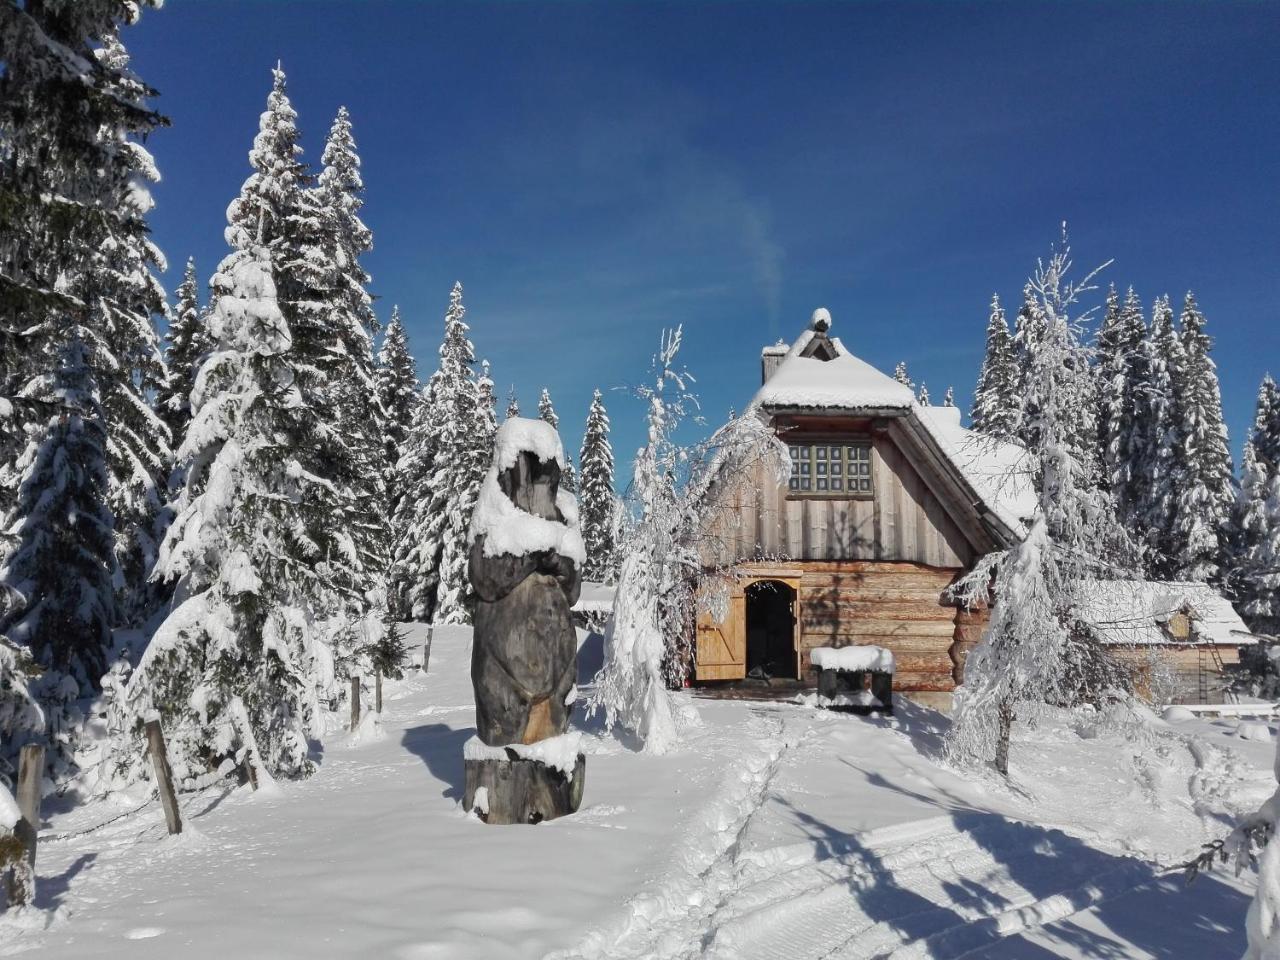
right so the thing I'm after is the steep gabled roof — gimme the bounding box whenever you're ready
[751,327,917,412]
[747,310,1034,546]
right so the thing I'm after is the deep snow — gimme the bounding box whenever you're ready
[1,624,1272,958]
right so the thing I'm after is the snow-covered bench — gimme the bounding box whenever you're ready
[810,646,895,715]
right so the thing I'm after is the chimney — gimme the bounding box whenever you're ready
[761,341,788,384]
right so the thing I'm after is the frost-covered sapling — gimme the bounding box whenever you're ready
[947,233,1136,777]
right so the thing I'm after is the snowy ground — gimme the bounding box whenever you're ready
[1,624,1272,958]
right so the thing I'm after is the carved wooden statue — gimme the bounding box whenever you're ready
[463,419,586,824]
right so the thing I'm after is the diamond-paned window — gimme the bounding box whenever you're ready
[787,443,872,495]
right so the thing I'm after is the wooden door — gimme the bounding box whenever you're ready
[696,591,746,680]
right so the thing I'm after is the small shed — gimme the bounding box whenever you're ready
[1076,580,1259,704]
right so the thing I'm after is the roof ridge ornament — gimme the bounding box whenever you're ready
[811,307,832,333]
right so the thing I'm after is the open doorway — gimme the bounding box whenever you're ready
[745,580,797,680]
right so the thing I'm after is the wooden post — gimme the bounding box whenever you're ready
[4,743,43,906]
[145,720,182,836]
[422,625,433,673]
[375,668,383,715]
[350,675,361,731]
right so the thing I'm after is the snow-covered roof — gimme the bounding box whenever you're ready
[751,327,916,411]
[914,405,1037,535]
[1076,580,1258,647]
[746,312,1035,539]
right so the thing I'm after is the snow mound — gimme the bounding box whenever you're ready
[0,783,20,831]
[1237,721,1274,742]
[469,419,585,565]
[811,645,895,673]
[463,731,584,780]
[1162,705,1196,723]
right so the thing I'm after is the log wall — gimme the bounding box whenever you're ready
[791,561,963,693]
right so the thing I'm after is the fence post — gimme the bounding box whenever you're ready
[422,625,433,674]
[145,719,182,836]
[375,668,383,715]
[4,743,43,907]
[350,675,361,731]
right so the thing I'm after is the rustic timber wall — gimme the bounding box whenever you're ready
[702,428,976,570]
[795,561,963,692]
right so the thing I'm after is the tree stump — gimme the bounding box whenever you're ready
[463,752,586,825]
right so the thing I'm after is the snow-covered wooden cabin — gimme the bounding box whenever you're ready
[1076,580,1258,704]
[694,309,1035,704]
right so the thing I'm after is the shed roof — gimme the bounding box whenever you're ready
[1076,579,1258,647]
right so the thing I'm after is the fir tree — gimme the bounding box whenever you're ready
[1237,377,1280,633]
[579,389,618,584]
[1168,292,1235,581]
[158,257,211,447]
[0,2,166,523]
[917,383,931,406]
[0,339,117,771]
[128,68,360,782]
[505,386,520,420]
[1103,286,1150,531]
[389,376,440,621]
[313,105,384,581]
[970,294,1018,438]
[943,386,955,408]
[429,283,489,623]
[376,305,420,520]
[893,362,914,390]
[1134,295,1183,576]
[538,388,577,492]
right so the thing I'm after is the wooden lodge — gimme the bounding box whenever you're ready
[692,308,1036,704]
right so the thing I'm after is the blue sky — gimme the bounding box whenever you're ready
[129,1,1279,476]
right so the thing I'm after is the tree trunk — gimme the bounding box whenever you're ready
[994,700,1014,777]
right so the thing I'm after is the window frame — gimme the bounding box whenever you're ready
[784,436,875,500]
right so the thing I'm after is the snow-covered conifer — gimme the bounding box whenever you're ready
[1237,377,1280,633]
[376,306,420,520]
[158,258,211,447]
[917,383,931,406]
[1167,292,1235,581]
[505,387,520,420]
[538,388,577,492]
[389,378,440,621]
[943,386,955,408]
[1133,295,1183,576]
[579,389,618,583]
[125,69,363,782]
[971,294,1018,438]
[893,362,913,389]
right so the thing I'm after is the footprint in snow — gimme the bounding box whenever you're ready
[125,927,165,940]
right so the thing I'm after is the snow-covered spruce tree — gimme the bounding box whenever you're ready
[0,1,165,521]
[158,257,210,448]
[376,305,420,522]
[505,386,520,420]
[947,238,1134,777]
[893,362,913,390]
[971,294,1019,439]
[538,388,577,494]
[579,389,618,584]
[1237,377,1280,634]
[1167,292,1235,582]
[1132,295,1184,578]
[121,69,363,784]
[917,383,931,406]
[1100,286,1150,531]
[0,339,118,774]
[0,11,171,621]
[313,105,385,580]
[943,386,955,408]
[396,283,489,625]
